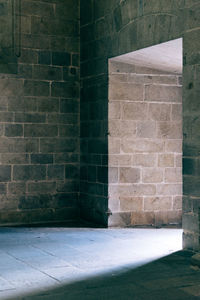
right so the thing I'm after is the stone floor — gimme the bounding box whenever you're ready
[0,227,199,299]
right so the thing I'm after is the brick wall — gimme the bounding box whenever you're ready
[0,0,80,225]
[80,0,200,249]
[108,60,182,227]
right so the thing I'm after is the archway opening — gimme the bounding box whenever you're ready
[108,38,183,229]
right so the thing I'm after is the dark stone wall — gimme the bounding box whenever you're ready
[80,0,200,249]
[0,0,80,225]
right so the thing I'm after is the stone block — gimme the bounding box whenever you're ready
[0,138,38,153]
[47,165,64,180]
[131,211,155,226]
[47,113,78,125]
[0,112,13,122]
[54,153,79,164]
[137,121,156,138]
[157,183,182,195]
[8,182,26,194]
[121,139,164,153]
[144,196,172,211]
[132,154,156,167]
[109,74,128,83]
[0,166,11,182]
[40,138,78,153]
[182,213,199,233]
[63,66,79,81]
[15,113,46,123]
[109,120,121,137]
[175,154,182,167]
[0,183,7,194]
[120,197,143,211]
[111,184,156,197]
[157,121,182,139]
[165,140,182,153]
[145,85,182,102]
[31,154,53,165]
[18,64,32,78]
[28,182,56,194]
[0,97,8,111]
[109,154,132,166]
[33,65,62,81]
[51,82,79,98]
[37,98,59,113]
[22,0,54,17]
[120,120,137,137]
[19,49,37,64]
[38,51,51,65]
[108,212,131,227]
[165,168,182,183]
[172,104,182,121]
[13,165,46,181]
[1,154,29,164]
[158,154,174,167]
[109,101,121,119]
[142,168,163,183]
[8,97,37,112]
[108,197,120,212]
[56,180,79,193]
[119,167,140,183]
[24,80,50,97]
[183,176,200,197]
[109,167,118,183]
[52,52,71,66]
[109,82,143,101]
[122,102,148,120]
[173,196,182,210]
[24,124,58,137]
[5,124,23,137]
[109,138,120,154]
[148,103,171,121]
[155,210,182,227]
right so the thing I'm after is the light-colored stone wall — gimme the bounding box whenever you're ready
[108,60,182,227]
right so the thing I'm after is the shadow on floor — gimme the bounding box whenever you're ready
[4,250,199,300]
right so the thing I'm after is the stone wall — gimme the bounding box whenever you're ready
[80,0,200,249]
[108,60,182,227]
[0,0,80,225]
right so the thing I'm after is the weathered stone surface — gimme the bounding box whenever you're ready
[165,168,182,183]
[108,63,182,227]
[0,0,80,226]
[120,197,143,212]
[145,85,182,102]
[158,154,174,167]
[144,197,172,211]
[119,167,140,183]
[142,168,163,183]
[122,102,148,120]
[132,154,156,167]
[148,103,171,121]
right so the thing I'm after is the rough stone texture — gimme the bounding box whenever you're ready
[0,0,80,225]
[80,0,200,250]
[0,0,198,251]
[108,62,182,227]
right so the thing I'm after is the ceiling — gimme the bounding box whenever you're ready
[111,38,183,74]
